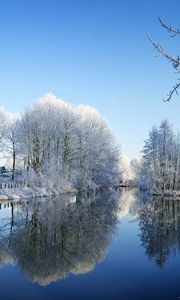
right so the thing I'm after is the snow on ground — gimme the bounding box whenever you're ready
[0,186,76,200]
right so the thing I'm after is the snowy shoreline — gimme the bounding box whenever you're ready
[151,191,180,198]
[0,187,77,201]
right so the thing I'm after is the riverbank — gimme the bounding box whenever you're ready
[0,186,77,200]
[152,190,180,198]
[0,184,134,201]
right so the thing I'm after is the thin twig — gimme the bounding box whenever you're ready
[158,17,180,37]
[163,82,180,102]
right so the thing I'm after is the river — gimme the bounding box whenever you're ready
[0,189,180,300]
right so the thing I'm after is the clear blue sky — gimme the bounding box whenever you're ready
[0,0,180,157]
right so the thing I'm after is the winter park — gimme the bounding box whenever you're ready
[1,1,180,300]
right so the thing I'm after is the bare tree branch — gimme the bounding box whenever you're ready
[148,33,180,71]
[148,18,180,101]
[163,82,180,102]
[158,17,180,37]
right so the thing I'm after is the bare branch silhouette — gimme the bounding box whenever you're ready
[163,82,180,102]
[148,18,180,101]
[158,17,180,37]
[148,34,180,70]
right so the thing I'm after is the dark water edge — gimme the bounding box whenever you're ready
[0,190,180,300]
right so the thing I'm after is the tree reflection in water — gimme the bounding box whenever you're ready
[1,190,179,284]
[138,195,180,268]
[0,191,119,286]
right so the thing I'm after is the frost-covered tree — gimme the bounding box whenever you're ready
[15,93,121,190]
[2,117,21,180]
[140,120,180,193]
[74,105,120,189]
[0,108,20,174]
[119,155,140,186]
[0,107,8,152]
[0,107,7,138]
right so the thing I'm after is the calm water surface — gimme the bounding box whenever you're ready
[0,190,180,300]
